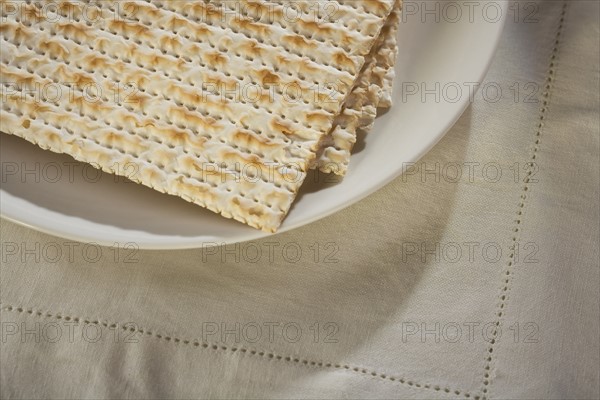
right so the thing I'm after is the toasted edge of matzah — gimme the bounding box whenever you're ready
[312,2,402,175]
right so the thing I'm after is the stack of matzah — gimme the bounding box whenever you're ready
[1,0,402,232]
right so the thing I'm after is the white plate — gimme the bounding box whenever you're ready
[0,1,506,249]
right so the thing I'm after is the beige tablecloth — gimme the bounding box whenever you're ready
[1,1,599,398]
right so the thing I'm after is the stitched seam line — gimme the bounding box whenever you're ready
[479,2,568,399]
[0,302,471,398]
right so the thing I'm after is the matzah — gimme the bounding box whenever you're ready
[1,0,396,232]
[313,3,401,174]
